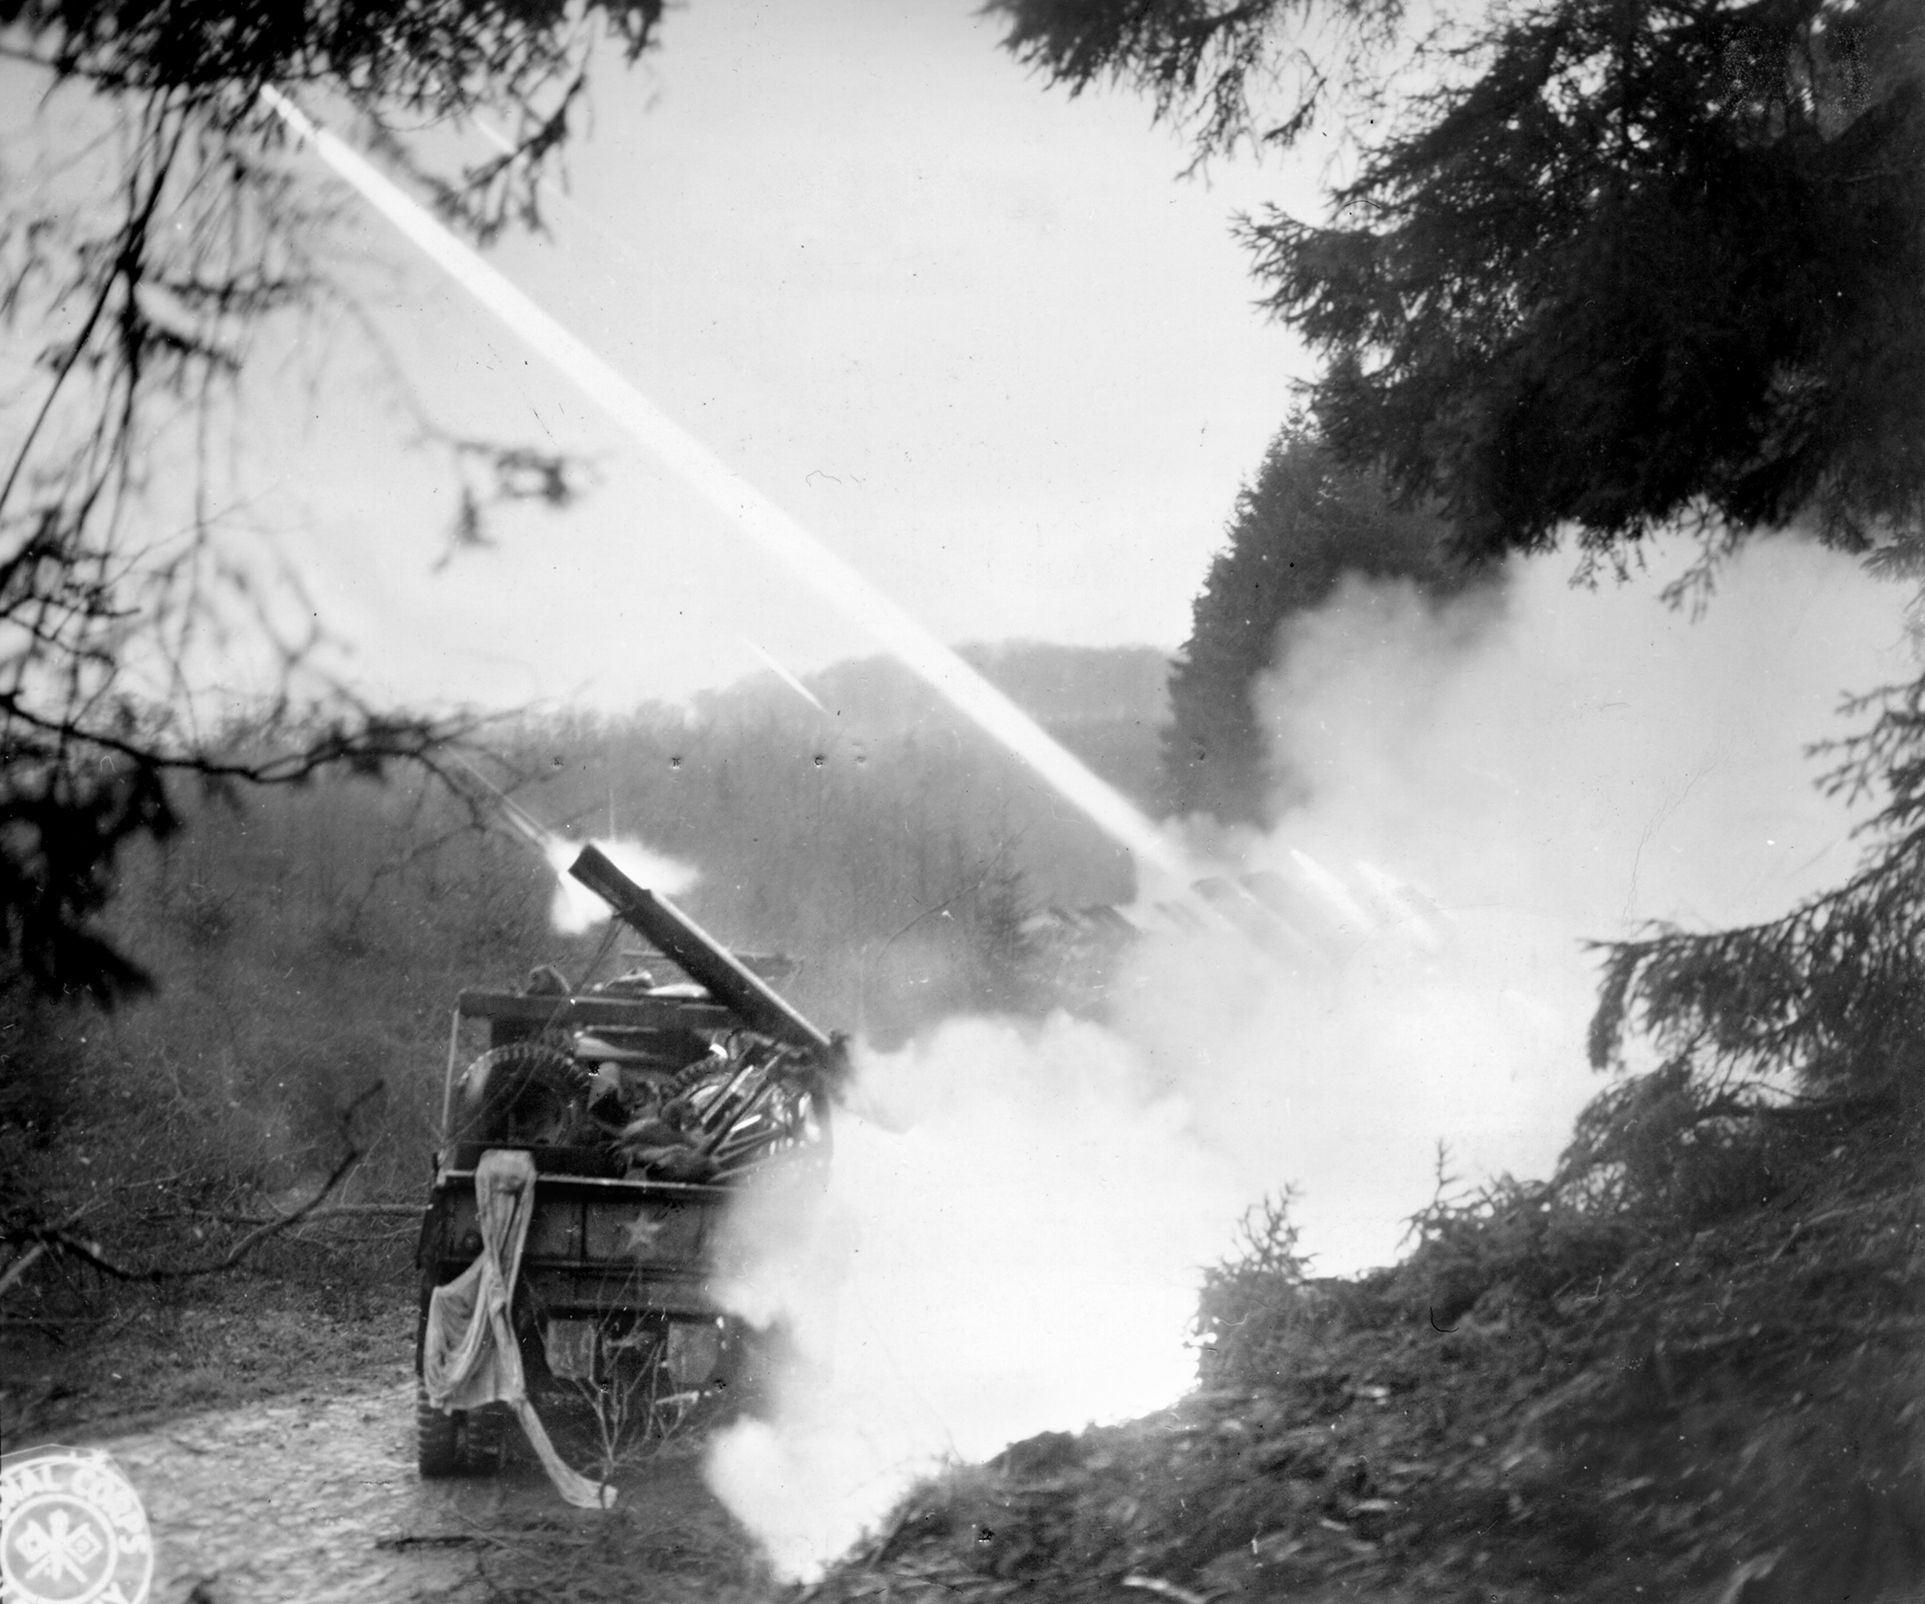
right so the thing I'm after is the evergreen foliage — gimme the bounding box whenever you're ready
[1590,669,1925,1108]
[999,0,1925,564]
[1164,424,1466,823]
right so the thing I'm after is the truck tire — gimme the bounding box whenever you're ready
[455,1041,588,1145]
[417,1382,463,1478]
[464,1402,510,1473]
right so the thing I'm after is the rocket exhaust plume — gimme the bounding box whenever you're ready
[446,758,697,931]
[259,89,1405,957]
[449,756,552,855]
[260,87,1198,899]
[743,637,830,714]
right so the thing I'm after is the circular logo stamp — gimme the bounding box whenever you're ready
[0,1449,152,1604]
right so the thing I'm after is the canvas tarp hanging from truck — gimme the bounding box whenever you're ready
[420,1147,614,1509]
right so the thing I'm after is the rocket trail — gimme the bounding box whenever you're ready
[743,638,831,715]
[447,757,558,857]
[259,86,1196,891]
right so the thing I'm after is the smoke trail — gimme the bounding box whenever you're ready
[259,87,1197,895]
[700,536,1913,1578]
[742,637,831,715]
[442,758,700,931]
[445,758,698,931]
[546,834,698,933]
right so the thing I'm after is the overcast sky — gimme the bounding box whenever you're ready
[256,0,1317,713]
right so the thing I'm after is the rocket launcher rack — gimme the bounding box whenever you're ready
[566,844,843,1078]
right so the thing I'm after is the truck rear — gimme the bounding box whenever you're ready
[414,847,839,1476]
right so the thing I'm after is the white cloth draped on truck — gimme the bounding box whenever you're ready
[420,1146,614,1509]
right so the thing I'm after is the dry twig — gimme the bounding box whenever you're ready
[0,1083,383,1293]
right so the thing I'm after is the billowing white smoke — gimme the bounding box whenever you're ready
[1123,536,1912,1272]
[703,534,1914,1578]
[707,1013,1246,1579]
[546,834,698,931]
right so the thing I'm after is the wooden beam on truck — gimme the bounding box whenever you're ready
[456,990,735,1031]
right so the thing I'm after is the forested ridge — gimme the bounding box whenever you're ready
[0,643,1164,1354]
[1163,426,1476,824]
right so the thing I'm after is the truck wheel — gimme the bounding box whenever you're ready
[463,1401,510,1473]
[455,1042,588,1145]
[417,1382,463,1478]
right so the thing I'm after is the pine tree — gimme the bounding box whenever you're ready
[999,0,1925,562]
[1165,426,1466,824]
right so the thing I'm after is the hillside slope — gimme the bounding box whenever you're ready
[809,1090,1922,1603]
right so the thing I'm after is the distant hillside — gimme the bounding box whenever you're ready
[956,641,1172,730]
[694,641,1173,812]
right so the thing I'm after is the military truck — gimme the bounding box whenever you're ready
[413,845,840,1475]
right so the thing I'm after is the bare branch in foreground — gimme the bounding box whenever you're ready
[0,1081,385,1294]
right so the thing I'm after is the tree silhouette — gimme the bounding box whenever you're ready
[0,0,663,995]
[999,0,1925,565]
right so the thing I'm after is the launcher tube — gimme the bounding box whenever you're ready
[567,845,836,1060]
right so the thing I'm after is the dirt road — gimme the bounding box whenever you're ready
[69,1373,766,1603]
